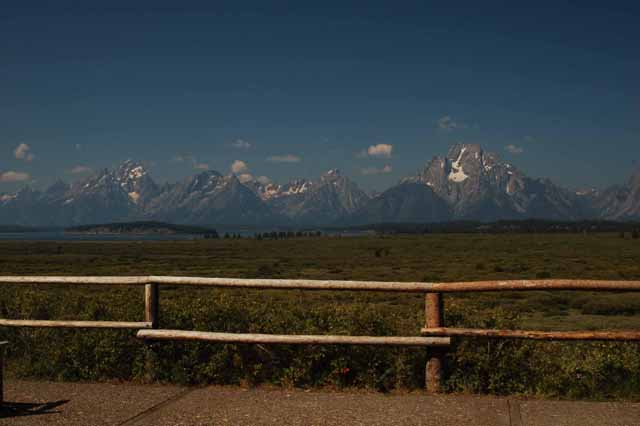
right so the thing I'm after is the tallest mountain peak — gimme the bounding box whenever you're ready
[117,159,147,178]
[446,143,483,161]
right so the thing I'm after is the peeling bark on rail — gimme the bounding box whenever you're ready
[421,327,640,341]
[137,330,451,347]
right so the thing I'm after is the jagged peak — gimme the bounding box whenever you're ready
[45,179,69,195]
[446,143,483,160]
[184,169,226,192]
[116,159,148,181]
[321,169,342,182]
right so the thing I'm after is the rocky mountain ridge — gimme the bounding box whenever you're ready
[1,145,639,226]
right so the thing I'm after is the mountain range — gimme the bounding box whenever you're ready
[2,144,639,227]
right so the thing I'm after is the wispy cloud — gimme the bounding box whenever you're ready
[505,144,524,155]
[368,144,393,158]
[232,139,252,150]
[361,165,393,175]
[437,116,466,131]
[358,144,393,159]
[231,160,249,174]
[0,171,31,182]
[71,165,93,174]
[267,154,301,163]
[174,154,210,170]
[14,143,34,162]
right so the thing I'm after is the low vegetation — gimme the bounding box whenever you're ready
[1,233,640,399]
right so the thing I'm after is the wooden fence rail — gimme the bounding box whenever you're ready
[2,276,640,392]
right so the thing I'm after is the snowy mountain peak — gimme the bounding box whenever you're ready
[186,170,225,193]
[447,143,482,160]
[116,160,148,183]
[282,179,314,195]
[321,169,342,183]
[1,144,639,226]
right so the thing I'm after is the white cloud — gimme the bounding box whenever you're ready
[366,144,393,158]
[14,143,34,162]
[232,139,252,150]
[437,116,466,131]
[231,160,249,173]
[173,154,191,163]
[71,165,93,174]
[256,176,271,185]
[237,173,254,183]
[505,144,524,155]
[266,154,301,163]
[174,154,211,170]
[361,165,393,175]
[0,171,31,182]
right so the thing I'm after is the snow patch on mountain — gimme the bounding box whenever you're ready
[448,147,469,182]
[128,191,141,203]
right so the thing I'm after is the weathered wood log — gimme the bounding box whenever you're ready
[425,294,445,393]
[1,276,640,293]
[421,327,640,341]
[137,330,451,346]
[150,277,640,292]
[144,283,159,328]
[0,320,152,329]
[0,276,149,285]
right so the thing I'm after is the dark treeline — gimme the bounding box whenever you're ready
[66,221,217,235]
[218,231,324,240]
[335,220,640,235]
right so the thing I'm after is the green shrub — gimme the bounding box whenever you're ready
[2,235,640,399]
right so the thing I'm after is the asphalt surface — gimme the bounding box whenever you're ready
[1,380,640,426]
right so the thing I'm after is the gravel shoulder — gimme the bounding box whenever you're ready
[2,381,640,426]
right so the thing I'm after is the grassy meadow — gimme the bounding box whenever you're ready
[1,233,640,399]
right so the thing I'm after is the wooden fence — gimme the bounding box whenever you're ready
[2,276,640,392]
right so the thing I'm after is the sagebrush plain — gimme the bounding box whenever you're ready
[1,233,640,399]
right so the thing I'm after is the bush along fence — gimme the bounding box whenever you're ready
[1,276,640,393]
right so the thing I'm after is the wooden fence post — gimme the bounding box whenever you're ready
[425,293,445,393]
[144,283,159,329]
[0,341,7,405]
[143,284,159,382]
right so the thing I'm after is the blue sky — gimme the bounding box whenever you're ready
[1,1,639,192]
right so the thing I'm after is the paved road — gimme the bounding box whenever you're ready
[1,380,640,426]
